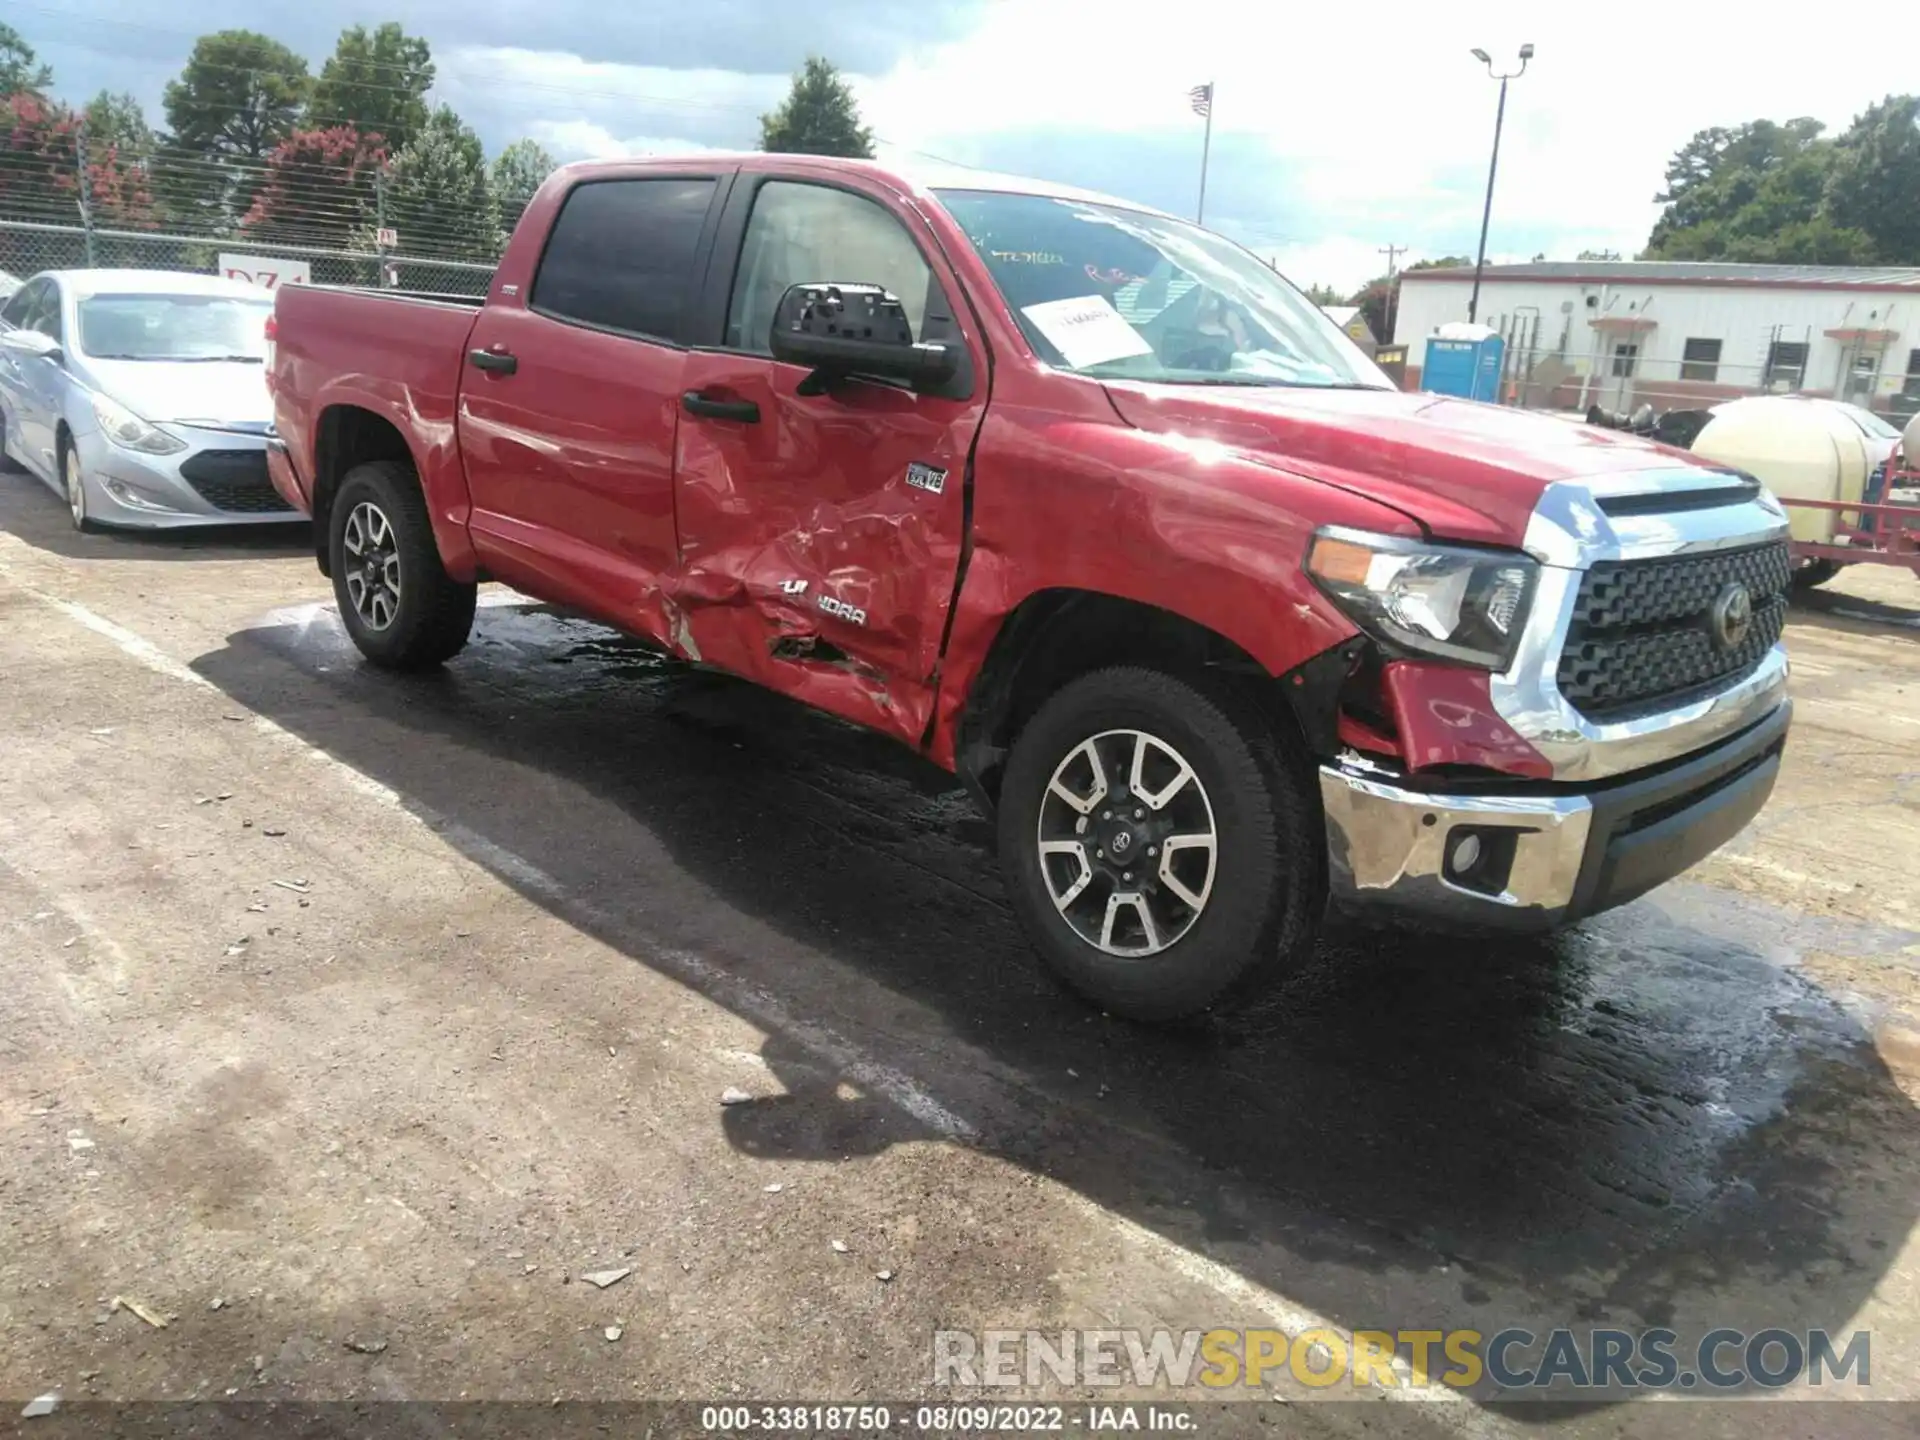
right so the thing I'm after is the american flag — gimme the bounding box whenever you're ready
[1189,83,1213,118]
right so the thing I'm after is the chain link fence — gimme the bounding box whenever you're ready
[0,219,493,298]
[1,127,506,298]
[1488,343,1920,424]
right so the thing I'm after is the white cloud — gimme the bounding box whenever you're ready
[524,120,727,161]
[433,3,1920,292]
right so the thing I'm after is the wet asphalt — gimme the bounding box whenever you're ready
[5,479,1920,1434]
[201,595,1920,1352]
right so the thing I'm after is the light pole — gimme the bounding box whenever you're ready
[1467,43,1533,325]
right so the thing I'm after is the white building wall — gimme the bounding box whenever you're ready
[1393,275,1920,412]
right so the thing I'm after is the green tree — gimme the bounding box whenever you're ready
[1826,94,1920,265]
[0,23,51,99]
[1575,248,1622,261]
[379,105,499,261]
[1302,282,1343,307]
[491,137,558,234]
[760,56,873,158]
[308,23,433,149]
[163,31,310,163]
[1641,117,1868,261]
[83,91,154,163]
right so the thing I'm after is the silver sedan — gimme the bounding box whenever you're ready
[0,269,300,531]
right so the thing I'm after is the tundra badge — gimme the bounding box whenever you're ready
[818,595,868,626]
[905,462,948,495]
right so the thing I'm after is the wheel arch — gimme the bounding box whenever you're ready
[952,588,1329,814]
[310,404,418,576]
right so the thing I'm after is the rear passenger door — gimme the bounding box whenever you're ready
[458,171,729,631]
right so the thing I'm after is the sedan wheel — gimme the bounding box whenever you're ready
[64,447,93,532]
[341,500,403,631]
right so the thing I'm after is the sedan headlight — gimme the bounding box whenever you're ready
[1307,526,1537,669]
[92,394,186,455]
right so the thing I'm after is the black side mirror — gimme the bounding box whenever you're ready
[769,283,959,396]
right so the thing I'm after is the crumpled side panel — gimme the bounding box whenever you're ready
[661,351,979,746]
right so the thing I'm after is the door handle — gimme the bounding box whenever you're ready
[681,390,761,423]
[468,348,518,375]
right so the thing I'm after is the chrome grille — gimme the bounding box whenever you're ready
[1556,540,1792,720]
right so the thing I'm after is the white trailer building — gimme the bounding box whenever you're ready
[1393,260,1920,423]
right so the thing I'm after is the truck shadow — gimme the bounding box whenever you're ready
[191,601,1920,1412]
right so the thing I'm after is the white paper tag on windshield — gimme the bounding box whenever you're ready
[1020,294,1154,369]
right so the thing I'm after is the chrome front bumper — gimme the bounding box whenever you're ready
[1320,701,1791,927]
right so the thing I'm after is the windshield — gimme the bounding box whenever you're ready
[77,293,272,362]
[934,189,1389,389]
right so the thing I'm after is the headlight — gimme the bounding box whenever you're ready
[92,394,186,455]
[1307,526,1537,669]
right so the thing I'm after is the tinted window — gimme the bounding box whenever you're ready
[531,178,716,341]
[726,182,935,353]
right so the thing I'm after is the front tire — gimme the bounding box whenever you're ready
[1792,559,1842,591]
[328,460,476,670]
[997,666,1323,1022]
[63,444,97,533]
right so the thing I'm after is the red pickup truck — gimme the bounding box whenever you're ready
[267,154,1792,1021]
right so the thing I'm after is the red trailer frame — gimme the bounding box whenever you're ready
[1782,489,1920,579]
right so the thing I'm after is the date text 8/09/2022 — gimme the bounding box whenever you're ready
[699,1404,1192,1433]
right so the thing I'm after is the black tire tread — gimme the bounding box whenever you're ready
[0,402,24,473]
[1791,559,1841,591]
[329,459,476,670]
[997,664,1322,1022]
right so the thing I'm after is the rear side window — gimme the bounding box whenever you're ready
[531,178,716,341]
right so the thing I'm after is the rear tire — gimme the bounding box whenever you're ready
[996,666,1323,1022]
[328,460,476,670]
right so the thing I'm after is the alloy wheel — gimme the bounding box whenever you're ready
[65,448,87,529]
[341,500,402,631]
[1035,728,1218,957]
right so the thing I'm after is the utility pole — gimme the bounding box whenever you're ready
[74,119,98,267]
[1378,242,1405,340]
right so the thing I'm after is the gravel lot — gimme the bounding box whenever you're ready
[3,471,1919,1438]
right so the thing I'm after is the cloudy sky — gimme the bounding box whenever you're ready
[19,0,1920,290]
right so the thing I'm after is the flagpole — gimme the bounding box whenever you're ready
[1196,83,1214,226]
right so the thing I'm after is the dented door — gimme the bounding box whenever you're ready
[668,174,987,745]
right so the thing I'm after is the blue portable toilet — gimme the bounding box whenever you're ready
[1420,323,1505,403]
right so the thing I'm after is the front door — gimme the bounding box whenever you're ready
[458,172,728,632]
[670,174,987,744]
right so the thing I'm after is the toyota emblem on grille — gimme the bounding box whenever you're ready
[1710,582,1754,651]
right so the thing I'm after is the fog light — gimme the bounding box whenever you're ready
[1443,826,1520,896]
[102,479,188,514]
[1451,833,1483,871]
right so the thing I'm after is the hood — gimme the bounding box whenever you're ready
[80,358,272,429]
[1102,383,1729,547]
